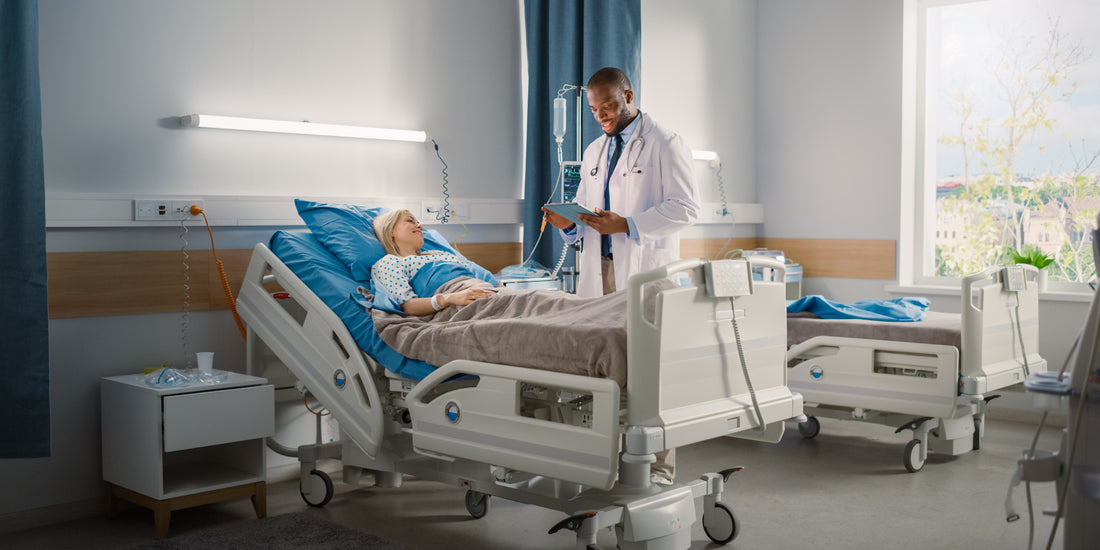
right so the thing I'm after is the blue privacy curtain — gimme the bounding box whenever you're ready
[0,0,51,458]
[522,0,641,269]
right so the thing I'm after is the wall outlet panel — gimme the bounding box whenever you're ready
[420,201,469,223]
[133,199,203,221]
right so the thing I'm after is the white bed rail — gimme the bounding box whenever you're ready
[406,360,621,489]
[236,243,386,459]
[626,257,800,445]
[960,264,1044,391]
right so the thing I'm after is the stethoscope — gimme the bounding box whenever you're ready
[589,113,646,180]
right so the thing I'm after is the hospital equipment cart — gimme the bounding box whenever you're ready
[100,372,274,539]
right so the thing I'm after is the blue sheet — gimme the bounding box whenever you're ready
[370,257,499,315]
[786,295,930,322]
[268,230,438,380]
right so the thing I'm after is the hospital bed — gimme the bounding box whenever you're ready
[786,265,1046,472]
[236,229,803,550]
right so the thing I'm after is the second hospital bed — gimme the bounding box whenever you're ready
[235,228,804,550]
[786,265,1047,472]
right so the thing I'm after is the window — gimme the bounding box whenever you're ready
[912,0,1100,288]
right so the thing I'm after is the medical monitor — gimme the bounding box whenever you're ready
[562,161,582,203]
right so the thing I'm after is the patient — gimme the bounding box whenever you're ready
[371,209,497,316]
[366,207,648,388]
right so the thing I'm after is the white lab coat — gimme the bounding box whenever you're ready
[566,113,700,298]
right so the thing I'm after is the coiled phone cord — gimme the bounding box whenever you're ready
[729,297,766,433]
[179,220,193,368]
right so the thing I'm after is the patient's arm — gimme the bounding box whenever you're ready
[401,287,494,316]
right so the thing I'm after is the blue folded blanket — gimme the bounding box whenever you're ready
[786,295,930,322]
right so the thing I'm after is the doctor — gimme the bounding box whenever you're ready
[542,67,699,486]
[542,67,699,298]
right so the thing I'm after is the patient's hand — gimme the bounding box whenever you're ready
[442,287,494,307]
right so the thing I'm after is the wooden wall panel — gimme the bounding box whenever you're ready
[47,238,893,318]
[759,238,896,280]
[452,242,522,274]
[47,244,520,319]
[679,237,896,280]
[680,238,760,260]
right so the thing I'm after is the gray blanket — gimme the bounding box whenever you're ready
[370,278,669,387]
[787,310,963,349]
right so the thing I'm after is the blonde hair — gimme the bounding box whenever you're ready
[373,209,416,256]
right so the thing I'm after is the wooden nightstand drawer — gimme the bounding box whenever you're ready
[163,385,274,452]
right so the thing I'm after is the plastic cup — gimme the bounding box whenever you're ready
[196,352,214,372]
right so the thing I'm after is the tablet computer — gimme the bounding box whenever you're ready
[544,202,599,227]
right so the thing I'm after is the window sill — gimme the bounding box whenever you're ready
[884,284,1094,304]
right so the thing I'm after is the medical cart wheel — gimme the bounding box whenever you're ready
[797,416,820,439]
[703,502,738,544]
[903,439,925,473]
[300,469,334,507]
[465,489,490,519]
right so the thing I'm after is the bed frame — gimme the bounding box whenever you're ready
[786,265,1047,472]
[236,243,804,550]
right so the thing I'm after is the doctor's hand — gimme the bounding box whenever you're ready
[579,208,629,236]
[540,207,576,231]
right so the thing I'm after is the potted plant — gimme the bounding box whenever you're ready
[1009,246,1055,291]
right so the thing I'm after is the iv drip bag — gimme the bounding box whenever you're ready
[553,97,567,142]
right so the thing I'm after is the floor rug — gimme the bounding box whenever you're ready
[127,512,408,550]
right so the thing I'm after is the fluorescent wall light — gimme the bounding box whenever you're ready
[179,114,428,143]
[692,150,719,162]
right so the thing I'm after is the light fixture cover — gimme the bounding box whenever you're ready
[179,114,427,143]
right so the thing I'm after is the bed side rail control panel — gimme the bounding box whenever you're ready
[1002,265,1026,292]
[704,259,752,297]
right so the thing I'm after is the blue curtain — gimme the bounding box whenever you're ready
[523,0,641,269]
[0,0,51,458]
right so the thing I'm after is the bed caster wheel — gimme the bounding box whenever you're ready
[465,489,490,519]
[300,469,334,507]
[797,416,820,439]
[903,439,925,473]
[703,502,739,544]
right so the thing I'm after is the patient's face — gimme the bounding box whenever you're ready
[393,213,424,255]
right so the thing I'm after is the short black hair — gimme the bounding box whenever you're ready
[587,67,632,93]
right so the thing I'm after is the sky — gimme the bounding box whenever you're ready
[932,0,1100,178]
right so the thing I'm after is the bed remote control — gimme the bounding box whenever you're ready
[705,259,752,297]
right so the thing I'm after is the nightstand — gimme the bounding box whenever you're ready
[101,372,274,539]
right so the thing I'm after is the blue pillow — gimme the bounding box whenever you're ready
[294,199,499,287]
[295,199,389,281]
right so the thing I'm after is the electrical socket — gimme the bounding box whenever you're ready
[420,201,467,223]
[134,199,204,221]
[170,200,204,219]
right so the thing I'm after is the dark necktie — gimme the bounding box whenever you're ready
[601,134,623,258]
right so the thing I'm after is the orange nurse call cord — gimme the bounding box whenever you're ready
[191,205,247,340]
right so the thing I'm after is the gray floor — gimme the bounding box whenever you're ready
[0,416,1066,550]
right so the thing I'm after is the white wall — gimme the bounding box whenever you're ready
[757,0,902,244]
[641,0,758,241]
[1,0,522,520]
[39,0,522,201]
